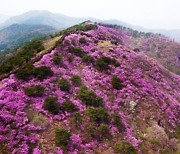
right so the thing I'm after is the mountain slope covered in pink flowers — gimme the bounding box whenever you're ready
[0,22,180,154]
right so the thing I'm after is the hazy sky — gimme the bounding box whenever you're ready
[0,0,180,29]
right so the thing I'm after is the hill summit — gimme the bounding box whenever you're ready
[0,22,179,154]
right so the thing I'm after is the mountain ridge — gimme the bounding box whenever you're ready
[0,22,179,153]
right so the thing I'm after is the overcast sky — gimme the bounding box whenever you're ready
[0,0,180,29]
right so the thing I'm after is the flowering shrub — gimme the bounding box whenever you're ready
[114,141,137,154]
[71,75,82,87]
[87,107,109,124]
[24,85,44,97]
[43,96,60,114]
[55,128,71,149]
[58,78,71,92]
[78,86,103,107]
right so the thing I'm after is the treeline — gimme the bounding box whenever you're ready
[0,39,45,75]
[97,23,162,38]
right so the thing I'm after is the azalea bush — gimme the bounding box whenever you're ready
[58,78,71,92]
[43,96,60,114]
[55,128,71,149]
[78,86,103,107]
[24,85,44,97]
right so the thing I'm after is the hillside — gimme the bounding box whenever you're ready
[0,23,179,154]
[0,24,57,52]
[99,23,180,75]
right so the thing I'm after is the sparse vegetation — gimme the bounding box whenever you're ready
[59,24,97,36]
[61,100,78,112]
[16,64,53,80]
[58,78,71,92]
[33,66,53,80]
[52,53,62,64]
[87,124,97,137]
[71,112,82,127]
[15,63,35,80]
[95,56,111,71]
[79,37,87,44]
[24,85,44,97]
[43,97,60,114]
[112,113,125,133]
[98,124,111,139]
[82,55,94,64]
[114,141,137,154]
[112,76,124,90]
[71,75,82,86]
[55,128,71,149]
[78,86,103,107]
[87,107,109,124]
[68,46,85,58]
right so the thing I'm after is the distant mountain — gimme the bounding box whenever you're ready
[0,10,87,29]
[0,24,57,52]
[0,14,9,24]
